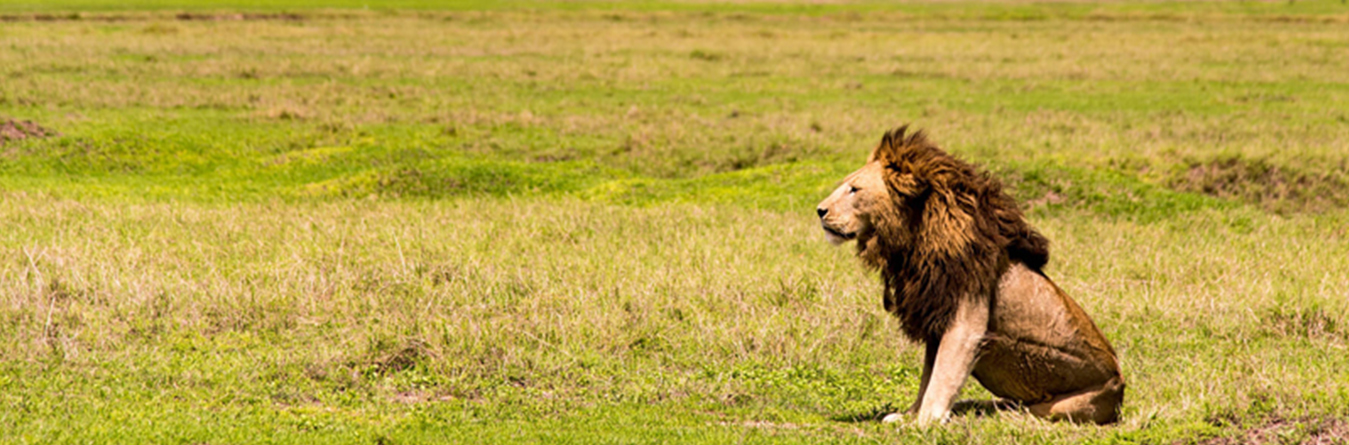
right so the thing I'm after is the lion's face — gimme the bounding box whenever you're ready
[816,162,890,245]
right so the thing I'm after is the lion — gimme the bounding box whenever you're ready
[816,126,1124,425]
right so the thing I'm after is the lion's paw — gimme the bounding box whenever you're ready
[881,412,906,424]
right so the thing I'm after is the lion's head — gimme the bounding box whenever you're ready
[817,125,1050,341]
[816,161,889,245]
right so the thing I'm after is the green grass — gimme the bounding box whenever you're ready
[2,1,1349,443]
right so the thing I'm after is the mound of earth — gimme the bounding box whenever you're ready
[1,119,57,143]
[1171,155,1349,214]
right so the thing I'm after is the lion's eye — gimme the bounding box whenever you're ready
[848,186,858,194]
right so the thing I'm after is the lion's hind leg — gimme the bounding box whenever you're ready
[1027,376,1125,425]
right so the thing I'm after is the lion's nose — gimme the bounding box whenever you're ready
[816,208,828,218]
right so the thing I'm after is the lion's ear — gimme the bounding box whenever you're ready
[883,167,926,198]
[910,162,977,255]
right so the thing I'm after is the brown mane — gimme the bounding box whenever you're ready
[857,126,1050,342]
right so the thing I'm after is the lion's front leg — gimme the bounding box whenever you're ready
[883,339,938,423]
[913,297,988,426]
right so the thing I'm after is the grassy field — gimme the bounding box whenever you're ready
[3,1,1349,443]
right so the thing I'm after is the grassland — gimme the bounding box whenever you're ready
[2,1,1349,443]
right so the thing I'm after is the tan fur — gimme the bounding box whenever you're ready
[817,126,1124,425]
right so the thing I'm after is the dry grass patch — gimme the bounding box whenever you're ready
[1199,416,1349,445]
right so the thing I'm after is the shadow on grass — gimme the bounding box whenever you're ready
[952,399,1023,417]
[830,403,899,423]
[830,400,1022,423]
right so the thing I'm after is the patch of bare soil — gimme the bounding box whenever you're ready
[1198,417,1349,445]
[366,338,435,376]
[0,13,84,22]
[0,119,57,144]
[1170,155,1349,214]
[1260,306,1344,340]
[173,12,304,21]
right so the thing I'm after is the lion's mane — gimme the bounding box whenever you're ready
[857,126,1050,342]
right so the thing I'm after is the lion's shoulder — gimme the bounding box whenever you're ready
[868,125,1050,341]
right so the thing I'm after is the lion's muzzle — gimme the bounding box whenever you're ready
[821,223,856,245]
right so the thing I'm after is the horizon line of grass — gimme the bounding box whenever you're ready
[3,0,1347,20]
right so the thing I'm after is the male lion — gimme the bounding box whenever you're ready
[817,126,1124,425]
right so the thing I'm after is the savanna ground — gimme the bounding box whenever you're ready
[2,1,1349,443]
